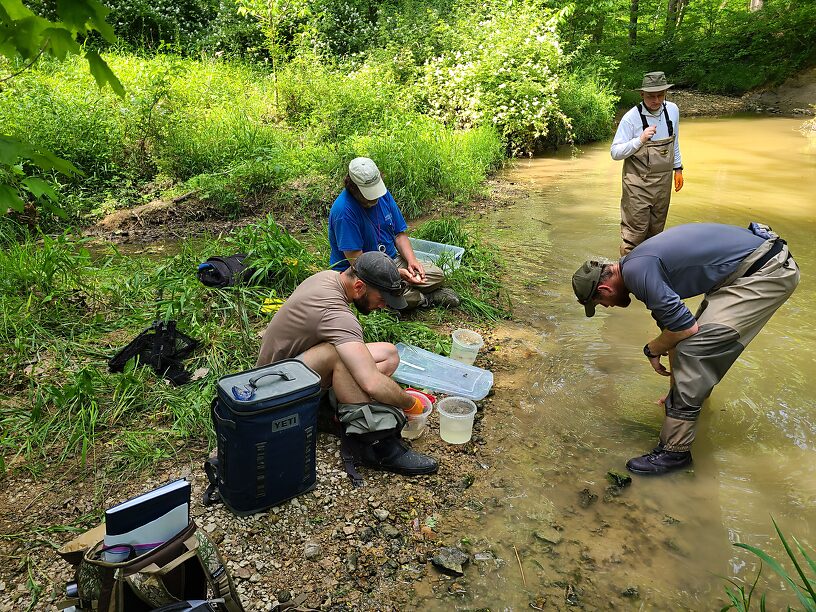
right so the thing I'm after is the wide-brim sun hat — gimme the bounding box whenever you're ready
[637,71,674,93]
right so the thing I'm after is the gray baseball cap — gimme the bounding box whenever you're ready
[572,260,602,317]
[352,251,407,310]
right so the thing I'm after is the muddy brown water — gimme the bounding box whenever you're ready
[419,117,816,609]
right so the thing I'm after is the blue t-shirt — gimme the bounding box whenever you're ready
[620,223,765,331]
[328,188,408,271]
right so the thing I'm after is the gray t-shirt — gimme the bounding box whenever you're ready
[256,271,364,366]
[620,223,764,331]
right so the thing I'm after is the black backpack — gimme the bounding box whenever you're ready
[197,255,251,288]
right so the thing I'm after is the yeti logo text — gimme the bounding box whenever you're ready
[272,414,299,432]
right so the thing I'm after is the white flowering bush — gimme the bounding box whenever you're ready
[420,2,567,155]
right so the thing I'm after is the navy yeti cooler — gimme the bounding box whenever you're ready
[213,360,322,516]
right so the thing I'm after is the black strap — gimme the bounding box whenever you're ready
[203,457,221,506]
[339,432,364,488]
[743,239,787,277]
[637,103,674,137]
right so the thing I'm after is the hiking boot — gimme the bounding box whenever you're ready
[626,447,692,475]
[429,288,461,308]
[358,435,439,476]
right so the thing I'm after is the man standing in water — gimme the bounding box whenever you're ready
[571,223,799,475]
[611,72,684,256]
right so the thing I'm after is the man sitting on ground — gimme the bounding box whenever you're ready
[256,250,438,476]
[328,156,460,310]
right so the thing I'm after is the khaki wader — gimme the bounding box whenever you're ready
[393,254,445,309]
[620,104,677,256]
[660,237,800,452]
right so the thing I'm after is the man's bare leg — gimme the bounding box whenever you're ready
[299,342,399,404]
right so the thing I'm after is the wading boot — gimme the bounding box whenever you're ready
[358,435,439,476]
[428,288,461,308]
[626,446,692,475]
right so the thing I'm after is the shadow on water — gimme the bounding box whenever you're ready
[422,117,816,609]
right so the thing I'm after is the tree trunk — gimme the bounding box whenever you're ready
[665,0,679,37]
[749,0,763,10]
[629,0,639,47]
[593,12,606,44]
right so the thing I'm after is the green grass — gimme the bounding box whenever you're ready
[722,518,816,611]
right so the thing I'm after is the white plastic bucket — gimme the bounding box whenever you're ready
[436,396,477,444]
[449,329,484,365]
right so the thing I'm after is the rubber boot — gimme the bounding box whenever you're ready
[357,434,438,475]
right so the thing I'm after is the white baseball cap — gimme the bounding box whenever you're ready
[348,157,387,201]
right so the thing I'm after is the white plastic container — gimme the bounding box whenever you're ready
[436,397,477,444]
[449,329,484,365]
[402,403,433,440]
[408,237,465,271]
[402,389,434,440]
[392,343,493,401]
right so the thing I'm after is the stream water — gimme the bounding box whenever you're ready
[426,117,816,610]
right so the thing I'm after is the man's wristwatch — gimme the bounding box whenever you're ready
[643,343,659,359]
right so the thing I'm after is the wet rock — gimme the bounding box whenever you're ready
[621,586,639,599]
[578,488,598,508]
[473,551,495,563]
[372,508,390,521]
[276,589,292,603]
[431,547,470,576]
[304,542,322,560]
[533,526,562,545]
[606,471,632,488]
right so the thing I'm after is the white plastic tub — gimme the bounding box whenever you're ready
[408,237,465,271]
[436,397,477,444]
[449,329,484,365]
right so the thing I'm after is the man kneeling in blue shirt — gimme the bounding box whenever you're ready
[328,157,460,310]
[572,223,799,475]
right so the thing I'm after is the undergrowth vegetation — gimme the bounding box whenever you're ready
[0,216,505,473]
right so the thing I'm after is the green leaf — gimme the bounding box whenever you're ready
[0,135,30,165]
[22,177,58,201]
[42,26,80,59]
[0,0,35,21]
[30,152,82,177]
[85,50,124,97]
[56,0,115,41]
[0,183,25,214]
[773,519,816,605]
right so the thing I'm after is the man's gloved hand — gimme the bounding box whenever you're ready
[674,169,684,192]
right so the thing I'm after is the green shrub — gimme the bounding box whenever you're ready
[556,75,617,144]
[419,0,566,155]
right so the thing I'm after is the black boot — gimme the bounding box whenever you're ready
[358,435,438,476]
[626,446,692,475]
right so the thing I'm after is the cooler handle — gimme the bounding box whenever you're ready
[248,370,294,387]
[231,370,296,401]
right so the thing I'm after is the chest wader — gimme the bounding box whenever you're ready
[619,103,676,256]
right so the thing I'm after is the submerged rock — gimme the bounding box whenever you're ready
[431,547,470,576]
[578,488,598,508]
[533,526,563,545]
[606,471,632,488]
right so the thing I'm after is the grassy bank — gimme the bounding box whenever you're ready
[0,216,505,473]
